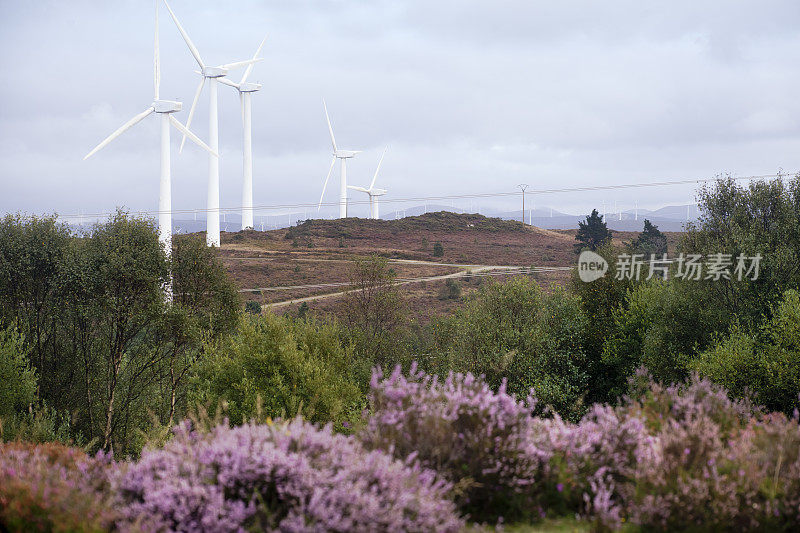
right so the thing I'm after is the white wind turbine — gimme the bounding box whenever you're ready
[318,100,361,218]
[162,0,262,247]
[348,147,388,219]
[217,36,267,230]
[83,1,217,263]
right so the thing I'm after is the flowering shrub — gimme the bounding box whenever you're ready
[0,442,116,532]
[115,417,462,532]
[620,372,800,531]
[361,363,556,522]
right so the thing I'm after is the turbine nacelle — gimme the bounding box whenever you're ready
[371,188,387,196]
[202,66,228,78]
[239,82,262,93]
[153,99,182,113]
[335,150,360,159]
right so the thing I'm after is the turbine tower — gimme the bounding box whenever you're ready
[348,147,388,219]
[318,100,361,218]
[84,1,217,263]
[218,36,267,230]
[162,0,262,247]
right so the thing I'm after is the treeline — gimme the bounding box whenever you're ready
[0,212,239,453]
[3,175,800,458]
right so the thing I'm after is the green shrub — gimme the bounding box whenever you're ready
[244,300,261,315]
[692,289,800,414]
[601,280,728,398]
[433,241,444,257]
[438,278,461,300]
[432,277,588,420]
[189,314,363,429]
[0,327,36,419]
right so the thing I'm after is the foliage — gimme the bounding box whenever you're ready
[432,277,588,419]
[115,417,463,532]
[681,174,800,326]
[189,313,363,429]
[342,255,409,368]
[629,219,667,257]
[569,243,636,404]
[244,300,261,315]
[0,327,36,419]
[172,234,240,335]
[692,289,800,414]
[433,241,444,257]
[574,209,612,253]
[0,212,238,454]
[438,278,462,300]
[362,364,555,523]
[601,280,728,398]
[0,442,117,532]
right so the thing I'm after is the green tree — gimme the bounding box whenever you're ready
[630,219,667,256]
[692,289,800,414]
[343,255,408,368]
[189,313,362,428]
[681,175,800,326]
[432,277,589,419]
[0,327,36,419]
[433,242,444,257]
[569,243,636,403]
[574,209,612,253]
[601,280,728,398]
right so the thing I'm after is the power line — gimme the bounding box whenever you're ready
[58,172,795,220]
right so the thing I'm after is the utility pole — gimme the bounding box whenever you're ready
[517,184,529,224]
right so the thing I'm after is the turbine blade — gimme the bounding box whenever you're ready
[217,77,240,89]
[162,0,204,69]
[240,34,267,84]
[154,0,160,100]
[323,99,336,152]
[318,156,337,210]
[169,115,218,157]
[84,107,153,160]
[179,76,205,153]
[347,186,369,193]
[220,57,262,70]
[370,146,387,190]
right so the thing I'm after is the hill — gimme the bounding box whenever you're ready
[201,212,682,322]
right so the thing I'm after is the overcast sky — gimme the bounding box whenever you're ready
[2,0,800,221]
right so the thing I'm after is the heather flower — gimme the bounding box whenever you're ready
[115,417,462,532]
[361,363,555,522]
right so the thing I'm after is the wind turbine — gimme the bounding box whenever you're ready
[83,1,217,263]
[318,100,361,218]
[162,0,262,247]
[217,36,267,230]
[348,147,388,219]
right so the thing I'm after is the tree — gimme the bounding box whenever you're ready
[342,255,408,367]
[630,219,667,256]
[574,209,612,253]
[433,277,589,420]
[433,242,444,257]
[682,175,800,326]
[0,212,241,453]
[189,313,362,428]
[692,289,800,414]
[0,327,36,419]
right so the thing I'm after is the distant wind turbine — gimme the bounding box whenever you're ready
[348,147,388,219]
[218,35,267,230]
[162,0,262,246]
[84,0,217,262]
[318,100,361,218]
